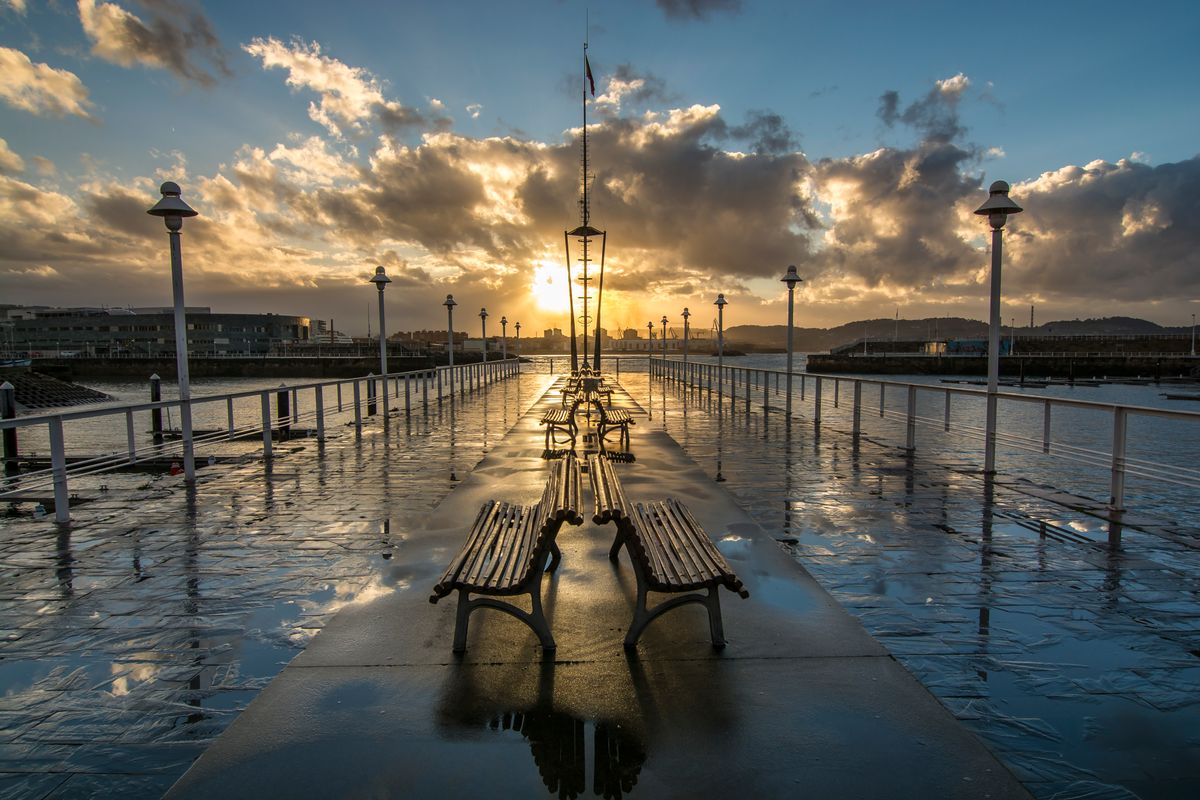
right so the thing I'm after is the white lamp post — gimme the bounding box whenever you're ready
[479,307,488,360]
[500,316,508,360]
[444,294,456,395]
[369,266,391,417]
[714,293,727,392]
[660,315,668,360]
[515,321,521,357]
[781,265,803,418]
[681,308,691,363]
[147,181,198,483]
[974,180,1024,475]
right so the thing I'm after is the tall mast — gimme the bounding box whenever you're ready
[578,37,591,368]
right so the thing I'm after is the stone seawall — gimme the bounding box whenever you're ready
[806,354,1200,379]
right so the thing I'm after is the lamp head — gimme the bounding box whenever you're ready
[682,307,690,319]
[479,307,488,319]
[369,265,391,289]
[500,316,507,326]
[780,264,803,288]
[974,180,1023,229]
[443,294,456,309]
[661,315,668,325]
[147,181,197,232]
[714,293,727,308]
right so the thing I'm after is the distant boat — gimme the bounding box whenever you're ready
[0,358,31,368]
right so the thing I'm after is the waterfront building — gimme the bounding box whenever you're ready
[8,306,310,357]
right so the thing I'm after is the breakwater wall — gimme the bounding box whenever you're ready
[22,354,493,381]
[806,354,1200,379]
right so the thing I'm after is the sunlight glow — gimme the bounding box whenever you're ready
[531,261,570,314]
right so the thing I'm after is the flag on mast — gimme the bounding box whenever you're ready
[585,54,595,97]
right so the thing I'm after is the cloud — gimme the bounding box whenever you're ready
[243,36,445,138]
[879,73,970,143]
[0,47,94,119]
[0,138,24,174]
[466,103,482,119]
[32,156,57,176]
[593,64,671,111]
[3,0,26,13]
[77,0,230,86]
[656,0,742,21]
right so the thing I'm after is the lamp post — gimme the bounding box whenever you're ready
[781,265,803,418]
[681,308,691,363]
[444,294,456,396]
[515,321,521,357]
[500,316,508,360]
[974,180,1023,475]
[479,307,488,361]
[646,321,654,352]
[147,181,198,483]
[369,266,391,417]
[714,293,727,391]
[660,315,668,360]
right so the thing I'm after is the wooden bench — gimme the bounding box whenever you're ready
[430,454,583,652]
[588,454,748,649]
[539,406,577,449]
[595,404,634,449]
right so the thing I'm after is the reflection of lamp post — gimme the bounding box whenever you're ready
[479,307,488,360]
[147,181,198,483]
[515,321,521,357]
[974,180,1023,475]
[444,294,457,395]
[660,315,668,360]
[500,316,508,360]
[369,266,391,417]
[681,308,691,363]
[781,265,803,418]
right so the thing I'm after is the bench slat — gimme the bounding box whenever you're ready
[432,500,496,597]
[656,501,707,584]
[674,500,750,598]
[487,503,527,590]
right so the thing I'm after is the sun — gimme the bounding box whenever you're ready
[530,262,571,314]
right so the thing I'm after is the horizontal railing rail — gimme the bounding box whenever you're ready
[650,356,1200,525]
[1,358,522,523]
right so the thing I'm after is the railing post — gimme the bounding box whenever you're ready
[315,386,325,441]
[1042,400,1052,454]
[261,391,273,458]
[833,378,839,408]
[879,384,886,417]
[404,374,411,417]
[366,373,377,416]
[277,384,290,439]
[48,417,69,523]
[1109,407,1127,512]
[227,397,235,440]
[801,374,806,402]
[352,380,362,439]
[125,408,136,464]
[437,368,443,403]
[422,370,430,413]
[852,381,862,436]
[905,385,917,451]
[814,377,822,425]
[337,382,343,412]
[762,371,769,416]
[150,373,163,443]
[291,388,299,424]
[944,389,951,432]
[1,381,18,476]
[984,393,998,474]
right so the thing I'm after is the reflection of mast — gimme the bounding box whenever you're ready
[565,34,606,373]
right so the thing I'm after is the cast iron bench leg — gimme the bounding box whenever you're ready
[623,561,727,651]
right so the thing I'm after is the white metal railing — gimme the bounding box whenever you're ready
[651,356,1200,520]
[0,358,521,523]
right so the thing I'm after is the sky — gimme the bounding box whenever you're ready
[1,0,1198,337]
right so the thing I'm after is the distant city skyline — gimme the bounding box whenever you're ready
[1,0,1197,336]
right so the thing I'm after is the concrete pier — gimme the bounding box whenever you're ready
[166,380,1029,798]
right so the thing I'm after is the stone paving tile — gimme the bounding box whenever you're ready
[0,372,553,798]
[627,372,1200,800]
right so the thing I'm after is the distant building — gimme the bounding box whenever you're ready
[9,306,310,357]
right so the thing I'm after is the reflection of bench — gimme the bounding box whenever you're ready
[539,407,577,448]
[430,454,583,652]
[589,455,748,649]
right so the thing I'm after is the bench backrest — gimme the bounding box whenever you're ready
[588,454,632,525]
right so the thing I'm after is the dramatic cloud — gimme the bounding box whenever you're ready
[0,138,24,174]
[3,0,27,13]
[243,36,445,138]
[77,0,230,86]
[879,73,970,143]
[656,0,742,21]
[0,47,94,119]
[594,64,672,112]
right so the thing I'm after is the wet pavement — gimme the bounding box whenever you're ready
[0,372,551,798]
[165,376,1028,799]
[624,371,1200,800]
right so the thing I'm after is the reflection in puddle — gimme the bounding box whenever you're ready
[484,711,646,800]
